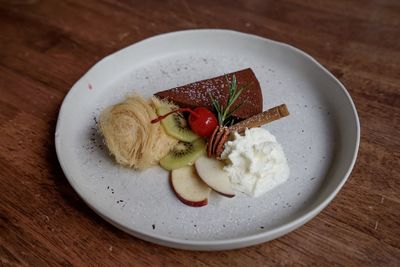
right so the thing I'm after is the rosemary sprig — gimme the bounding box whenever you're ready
[209,74,251,126]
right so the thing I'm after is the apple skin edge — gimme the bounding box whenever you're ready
[214,190,235,198]
[194,156,236,198]
[196,178,236,198]
[169,174,209,207]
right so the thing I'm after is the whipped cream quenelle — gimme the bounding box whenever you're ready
[221,128,289,197]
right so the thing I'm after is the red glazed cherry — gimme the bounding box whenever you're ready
[151,107,218,137]
[188,107,218,137]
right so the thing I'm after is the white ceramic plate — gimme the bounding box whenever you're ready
[55,30,360,250]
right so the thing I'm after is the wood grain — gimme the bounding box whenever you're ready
[1,0,399,266]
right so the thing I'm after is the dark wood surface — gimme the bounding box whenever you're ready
[1,0,399,266]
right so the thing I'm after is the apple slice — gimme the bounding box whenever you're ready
[195,156,235,198]
[170,165,211,207]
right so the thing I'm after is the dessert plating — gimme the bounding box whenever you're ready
[99,68,290,207]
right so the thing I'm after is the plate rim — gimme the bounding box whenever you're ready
[55,29,360,250]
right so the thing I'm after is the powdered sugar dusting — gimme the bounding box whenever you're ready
[61,46,337,243]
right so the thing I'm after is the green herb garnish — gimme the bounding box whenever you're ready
[209,74,251,126]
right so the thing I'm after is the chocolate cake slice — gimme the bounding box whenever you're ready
[154,68,263,120]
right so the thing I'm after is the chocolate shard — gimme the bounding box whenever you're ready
[154,68,263,120]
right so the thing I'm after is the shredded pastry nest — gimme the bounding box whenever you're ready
[98,95,177,169]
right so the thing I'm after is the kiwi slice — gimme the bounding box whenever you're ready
[156,105,199,142]
[160,138,206,171]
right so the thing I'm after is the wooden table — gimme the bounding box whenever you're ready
[1,0,399,266]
